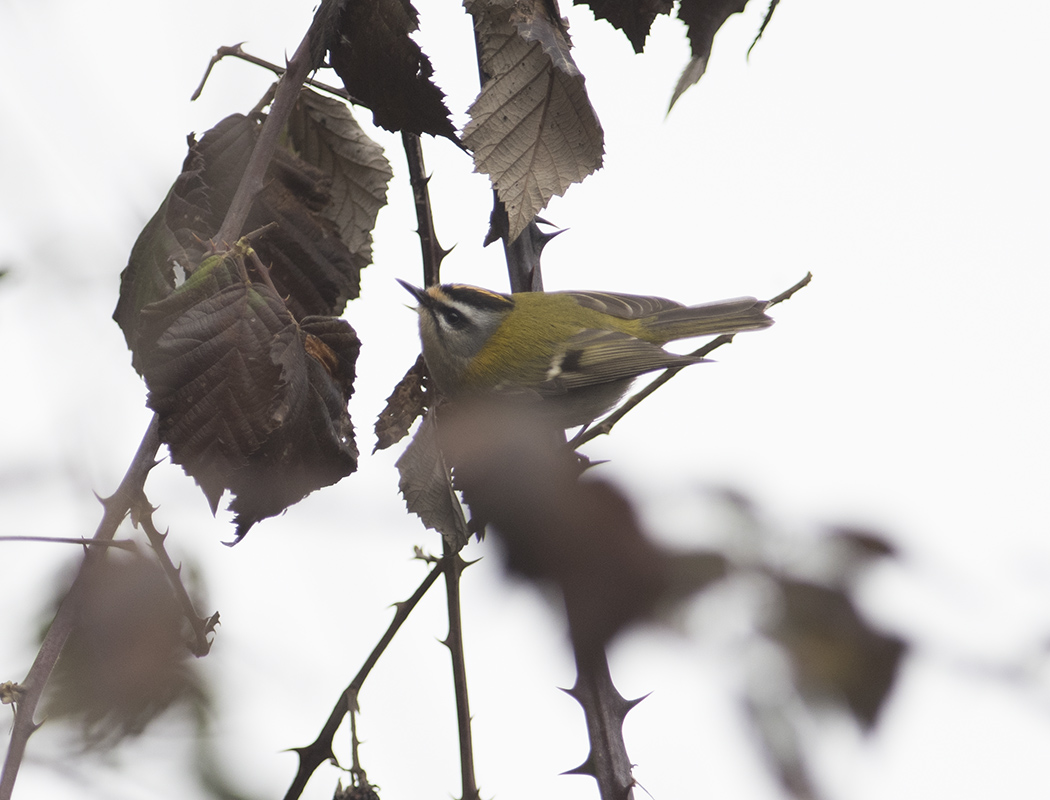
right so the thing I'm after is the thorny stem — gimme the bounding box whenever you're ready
[0,537,137,550]
[131,492,219,657]
[402,132,450,287]
[402,129,480,800]
[442,543,480,800]
[212,26,318,247]
[559,274,813,799]
[565,647,639,800]
[283,558,448,800]
[191,43,357,104]
[0,416,162,800]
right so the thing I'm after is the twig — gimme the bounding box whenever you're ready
[402,127,480,800]
[402,132,452,287]
[283,558,448,800]
[191,43,357,104]
[131,491,219,657]
[441,544,480,800]
[0,416,162,800]
[569,334,733,449]
[569,272,813,448]
[768,271,812,306]
[247,247,282,297]
[0,536,137,551]
[212,24,320,247]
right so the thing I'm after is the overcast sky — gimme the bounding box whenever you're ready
[2,1,1049,799]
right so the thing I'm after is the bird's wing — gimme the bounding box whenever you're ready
[556,291,685,320]
[535,329,703,393]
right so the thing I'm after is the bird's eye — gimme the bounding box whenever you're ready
[442,307,465,328]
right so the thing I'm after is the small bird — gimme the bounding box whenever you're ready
[399,280,773,428]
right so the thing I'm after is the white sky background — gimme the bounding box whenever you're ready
[1,1,1049,799]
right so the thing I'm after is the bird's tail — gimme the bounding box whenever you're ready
[645,297,774,343]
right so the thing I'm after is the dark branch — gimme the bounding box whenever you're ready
[283,557,447,800]
[191,43,359,104]
[401,127,480,800]
[563,649,642,800]
[0,536,137,551]
[131,492,219,657]
[441,544,480,800]
[402,132,452,287]
[212,22,321,247]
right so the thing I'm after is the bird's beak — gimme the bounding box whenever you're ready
[396,278,429,306]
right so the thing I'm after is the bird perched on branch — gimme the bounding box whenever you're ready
[399,280,773,428]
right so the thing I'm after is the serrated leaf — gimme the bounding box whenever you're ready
[328,0,457,140]
[285,88,393,266]
[395,408,469,549]
[115,112,373,371]
[464,0,604,243]
[669,0,749,110]
[137,245,360,541]
[374,355,428,452]
[573,0,673,53]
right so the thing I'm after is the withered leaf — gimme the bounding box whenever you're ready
[395,406,469,549]
[375,354,428,452]
[574,0,674,53]
[285,88,394,269]
[45,553,206,747]
[464,0,604,243]
[669,0,749,110]
[115,111,379,370]
[328,0,457,140]
[437,399,682,653]
[137,245,360,542]
[772,579,906,729]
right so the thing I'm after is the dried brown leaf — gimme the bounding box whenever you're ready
[772,579,906,729]
[285,88,393,263]
[115,112,369,369]
[328,0,456,139]
[44,553,206,747]
[669,0,748,110]
[375,355,429,452]
[137,245,360,541]
[574,0,674,53]
[395,407,470,548]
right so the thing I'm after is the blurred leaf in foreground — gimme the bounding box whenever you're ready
[45,552,208,748]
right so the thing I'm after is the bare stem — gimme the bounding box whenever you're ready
[212,28,318,247]
[442,544,479,800]
[402,132,450,287]
[131,492,219,657]
[0,416,161,800]
[401,123,479,800]
[0,536,137,550]
[569,333,733,449]
[564,646,639,800]
[283,557,447,800]
[191,43,356,104]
